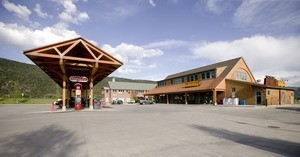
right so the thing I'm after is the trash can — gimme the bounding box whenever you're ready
[94,100,99,109]
[241,100,246,105]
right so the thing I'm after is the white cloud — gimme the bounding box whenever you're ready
[191,35,300,86]
[54,0,89,25]
[97,1,144,20]
[148,63,157,68]
[149,0,156,7]
[117,67,140,74]
[143,39,189,49]
[2,0,31,21]
[0,22,79,50]
[206,0,222,14]
[102,43,163,75]
[130,59,144,66]
[34,4,53,19]
[102,43,163,63]
[233,0,300,28]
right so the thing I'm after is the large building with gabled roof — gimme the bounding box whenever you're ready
[145,57,294,105]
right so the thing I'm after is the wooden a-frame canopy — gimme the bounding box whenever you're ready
[23,37,123,110]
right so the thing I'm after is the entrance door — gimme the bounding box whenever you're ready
[255,91,263,105]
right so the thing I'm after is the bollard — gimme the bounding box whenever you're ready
[50,102,55,111]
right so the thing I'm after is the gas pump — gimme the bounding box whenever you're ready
[74,83,82,110]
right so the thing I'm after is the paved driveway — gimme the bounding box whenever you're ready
[0,104,299,157]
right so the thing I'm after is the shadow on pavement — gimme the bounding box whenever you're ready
[190,124,300,157]
[275,107,300,112]
[0,124,84,157]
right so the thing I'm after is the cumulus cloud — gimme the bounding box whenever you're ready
[149,0,156,7]
[191,35,300,86]
[102,43,163,63]
[0,22,78,50]
[2,0,31,21]
[34,4,53,19]
[117,67,141,74]
[233,0,300,28]
[143,39,189,49]
[102,43,163,74]
[54,0,89,24]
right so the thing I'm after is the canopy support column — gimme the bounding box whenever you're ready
[213,89,217,105]
[89,76,94,110]
[62,74,67,111]
[185,93,188,105]
[167,94,169,104]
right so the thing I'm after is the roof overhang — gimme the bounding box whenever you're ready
[23,37,123,89]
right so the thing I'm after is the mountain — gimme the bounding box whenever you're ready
[0,58,156,99]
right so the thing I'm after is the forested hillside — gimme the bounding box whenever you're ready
[0,58,156,99]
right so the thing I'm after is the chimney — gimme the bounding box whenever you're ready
[264,75,277,86]
[112,78,115,82]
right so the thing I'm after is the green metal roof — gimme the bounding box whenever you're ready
[108,81,157,90]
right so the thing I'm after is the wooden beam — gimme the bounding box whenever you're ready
[81,41,97,59]
[62,56,96,63]
[59,58,66,74]
[89,76,94,110]
[62,40,80,56]
[65,62,93,68]
[54,47,62,56]
[26,52,60,59]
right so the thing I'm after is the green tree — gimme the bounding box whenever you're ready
[12,81,21,103]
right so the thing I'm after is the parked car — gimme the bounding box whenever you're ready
[112,100,123,105]
[117,100,123,104]
[54,99,62,108]
[139,98,154,105]
[129,99,136,104]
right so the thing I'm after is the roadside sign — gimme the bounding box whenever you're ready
[69,76,88,82]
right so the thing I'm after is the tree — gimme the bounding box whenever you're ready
[12,81,21,103]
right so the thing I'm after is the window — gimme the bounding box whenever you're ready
[181,77,185,83]
[232,87,236,92]
[171,80,173,84]
[210,71,216,78]
[202,73,205,80]
[201,70,216,80]
[106,90,108,93]
[236,71,247,81]
[186,74,199,82]
[173,78,182,84]
[206,72,210,79]
[158,81,166,87]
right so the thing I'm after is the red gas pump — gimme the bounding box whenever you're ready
[74,83,82,110]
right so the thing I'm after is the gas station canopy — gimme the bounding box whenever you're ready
[23,37,123,89]
[23,37,122,110]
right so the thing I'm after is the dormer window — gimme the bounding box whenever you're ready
[236,71,247,81]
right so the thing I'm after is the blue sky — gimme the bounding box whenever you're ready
[0,0,300,86]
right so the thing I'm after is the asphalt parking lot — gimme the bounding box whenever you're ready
[0,104,299,157]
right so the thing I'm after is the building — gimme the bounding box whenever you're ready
[102,78,157,104]
[145,57,294,105]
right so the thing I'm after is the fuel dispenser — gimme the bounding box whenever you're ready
[74,83,82,110]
